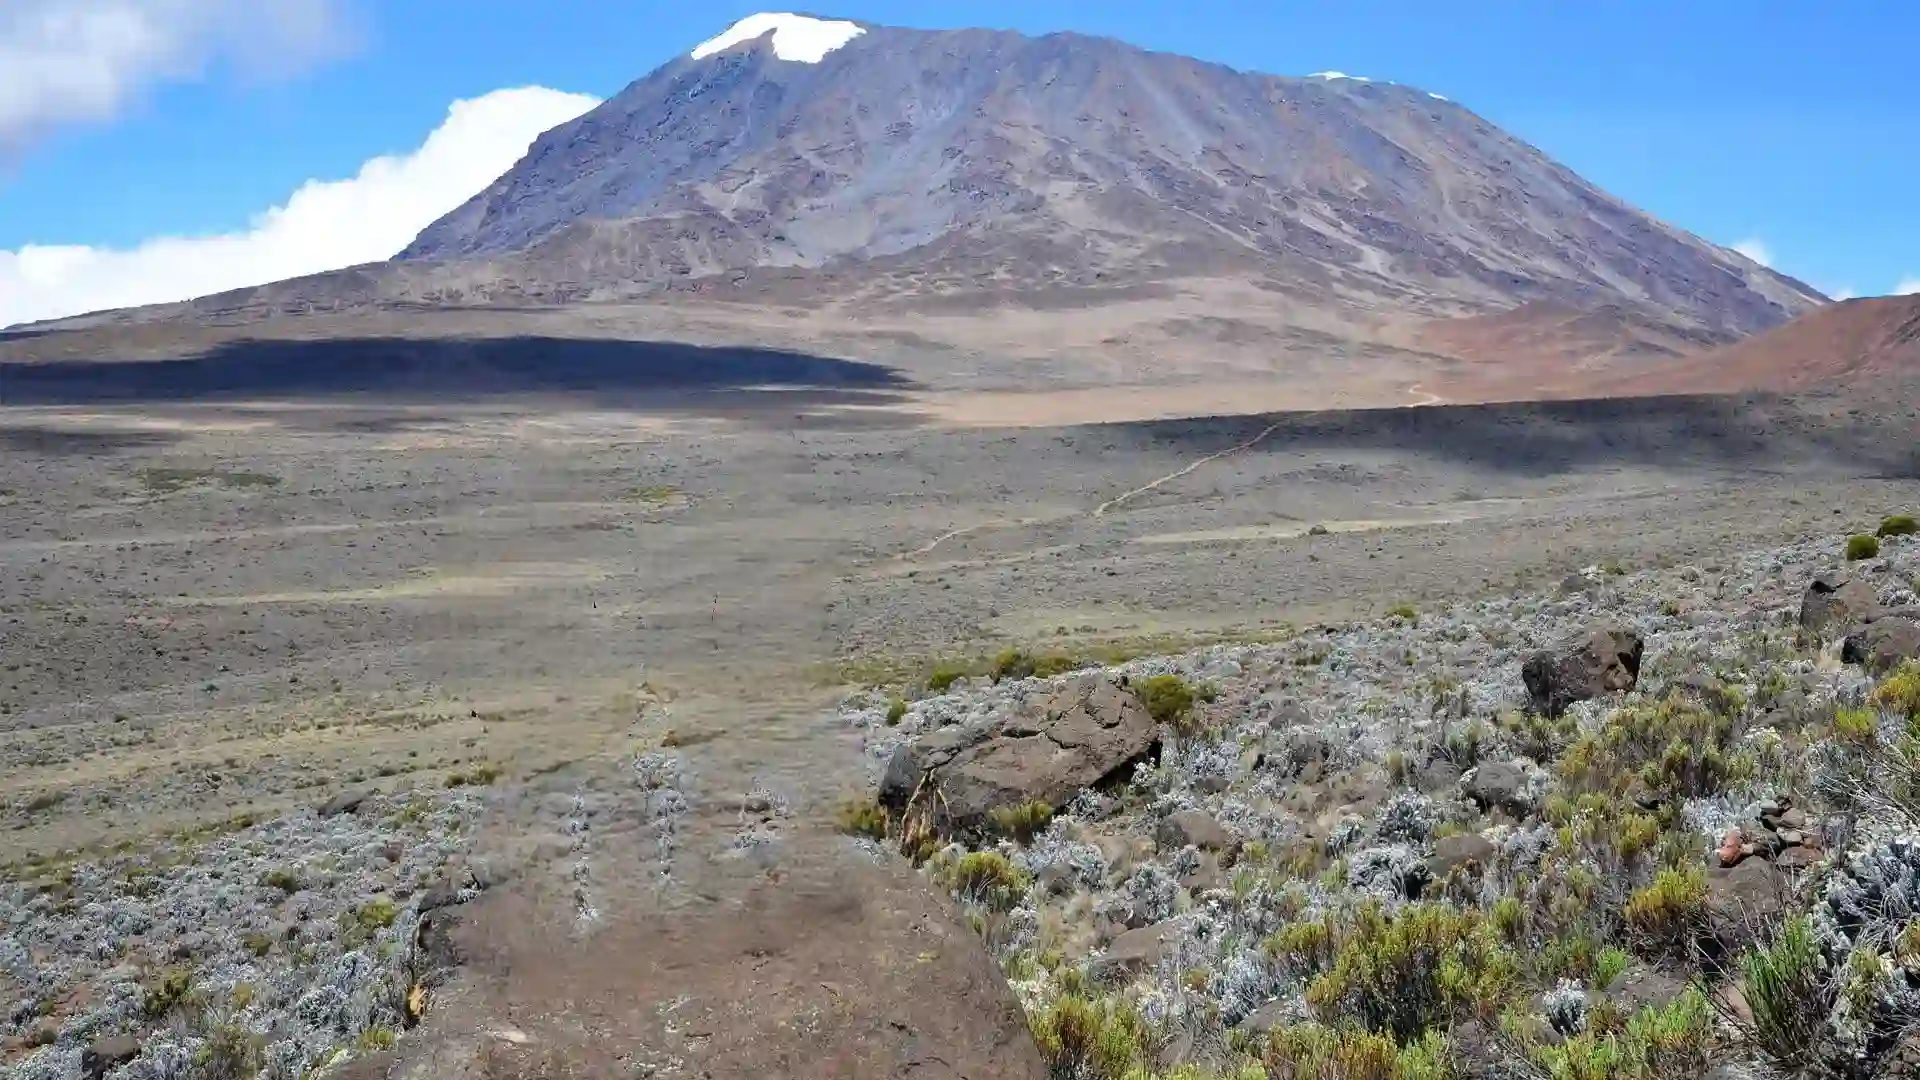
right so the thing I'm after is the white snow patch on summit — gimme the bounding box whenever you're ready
[1310,71,1371,82]
[691,13,865,63]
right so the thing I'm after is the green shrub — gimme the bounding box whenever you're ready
[1532,988,1711,1080]
[357,1027,398,1051]
[987,800,1054,844]
[1877,514,1918,538]
[1031,654,1082,678]
[1266,918,1338,976]
[1622,869,1706,955]
[341,898,400,949]
[1871,660,1920,719]
[992,648,1036,681]
[242,931,273,958]
[1734,916,1830,1074]
[927,663,971,694]
[1594,947,1632,991]
[1846,534,1881,561]
[1305,902,1517,1041]
[937,850,1031,911]
[194,1021,263,1080]
[1261,1022,1449,1080]
[141,968,198,1019]
[1560,696,1740,802]
[1029,993,1149,1080]
[885,698,908,726]
[261,868,302,894]
[1134,674,1200,734]
[836,799,888,841]
[1386,603,1419,623]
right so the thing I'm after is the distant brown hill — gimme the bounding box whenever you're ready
[1608,294,1920,396]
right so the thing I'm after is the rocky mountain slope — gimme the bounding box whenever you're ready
[6,14,1826,406]
[387,15,1816,333]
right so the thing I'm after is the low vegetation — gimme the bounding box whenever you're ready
[1846,533,1881,560]
[874,532,1920,1080]
[136,467,281,495]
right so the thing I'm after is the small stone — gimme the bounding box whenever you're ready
[1778,829,1804,847]
[1307,524,1329,536]
[1716,828,1745,868]
[1778,807,1808,830]
[318,789,370,817]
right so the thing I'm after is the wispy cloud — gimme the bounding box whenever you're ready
[0,86,600,327]
[1896,278,1920,296]
[0,0,354,153]
[1731,238,1773,268]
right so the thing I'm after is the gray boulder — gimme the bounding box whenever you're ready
[1522,625,1643,717]
[1799,571,1881,635]
[878,677,1159,837]
[1462,762,1534,817]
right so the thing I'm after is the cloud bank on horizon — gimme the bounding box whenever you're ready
[0,86,599,328]
[0,0,353,154]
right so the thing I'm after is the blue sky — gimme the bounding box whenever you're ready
[2,0,1915,325]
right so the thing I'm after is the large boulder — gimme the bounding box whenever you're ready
[1799,572,1881,635]
[1843,613,1920,674]
[390,828,1049,1080]
[879,677,1159,837]
[1522,625,1643,717]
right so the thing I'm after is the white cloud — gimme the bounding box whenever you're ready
[0,86,600,328]
[0,0,355,153]
[1731,238,1773,268]
[1895,278,1920,296]
[1309,71,1372,82]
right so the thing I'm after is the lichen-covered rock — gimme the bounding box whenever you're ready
[1522,625,1643,716]
[878,676,1159,836]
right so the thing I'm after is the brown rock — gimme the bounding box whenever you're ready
[878,677,1158,837]
[317,788,370,817]
[1706,859,1791,951]
[1843,618,1920,673]
[1429,832,1498,879]
[1799,572,1881,635]
[1522,625,1643,717]
[1156,810,1235,854]
[1092,919,1180,983]
[82,1034,141,1080]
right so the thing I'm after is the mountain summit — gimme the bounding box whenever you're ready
[394,14,1817,330]
[8,15,1828,409]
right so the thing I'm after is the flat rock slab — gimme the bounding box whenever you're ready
[394,826,1046,1080]
[879,676,1159,837]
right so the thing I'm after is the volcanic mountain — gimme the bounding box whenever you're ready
[3,13,1829,412]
